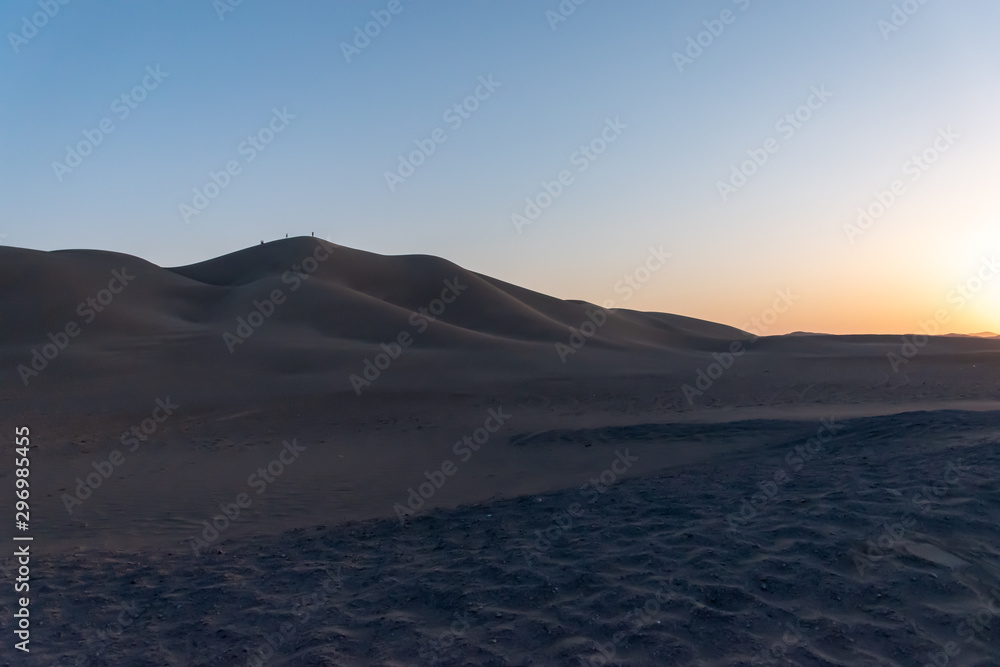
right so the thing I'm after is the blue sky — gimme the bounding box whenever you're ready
[3,0,999,334]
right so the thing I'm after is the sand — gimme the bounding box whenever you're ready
[1,237,999,665]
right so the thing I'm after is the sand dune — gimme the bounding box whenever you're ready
[4,237,998,410]
[15,237,749,352]
[2,238,1000,665]
[2,238,768,415]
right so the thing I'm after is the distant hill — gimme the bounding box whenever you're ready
[945,332,1000,339]
[2,237,999,410]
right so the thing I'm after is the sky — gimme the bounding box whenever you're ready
[2,0,999,335]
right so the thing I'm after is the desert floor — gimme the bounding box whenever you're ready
[3,389,1000,666]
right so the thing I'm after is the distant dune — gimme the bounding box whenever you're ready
[1,237,743,391]
[945,331,1000,338]
[3,237,1000,418]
